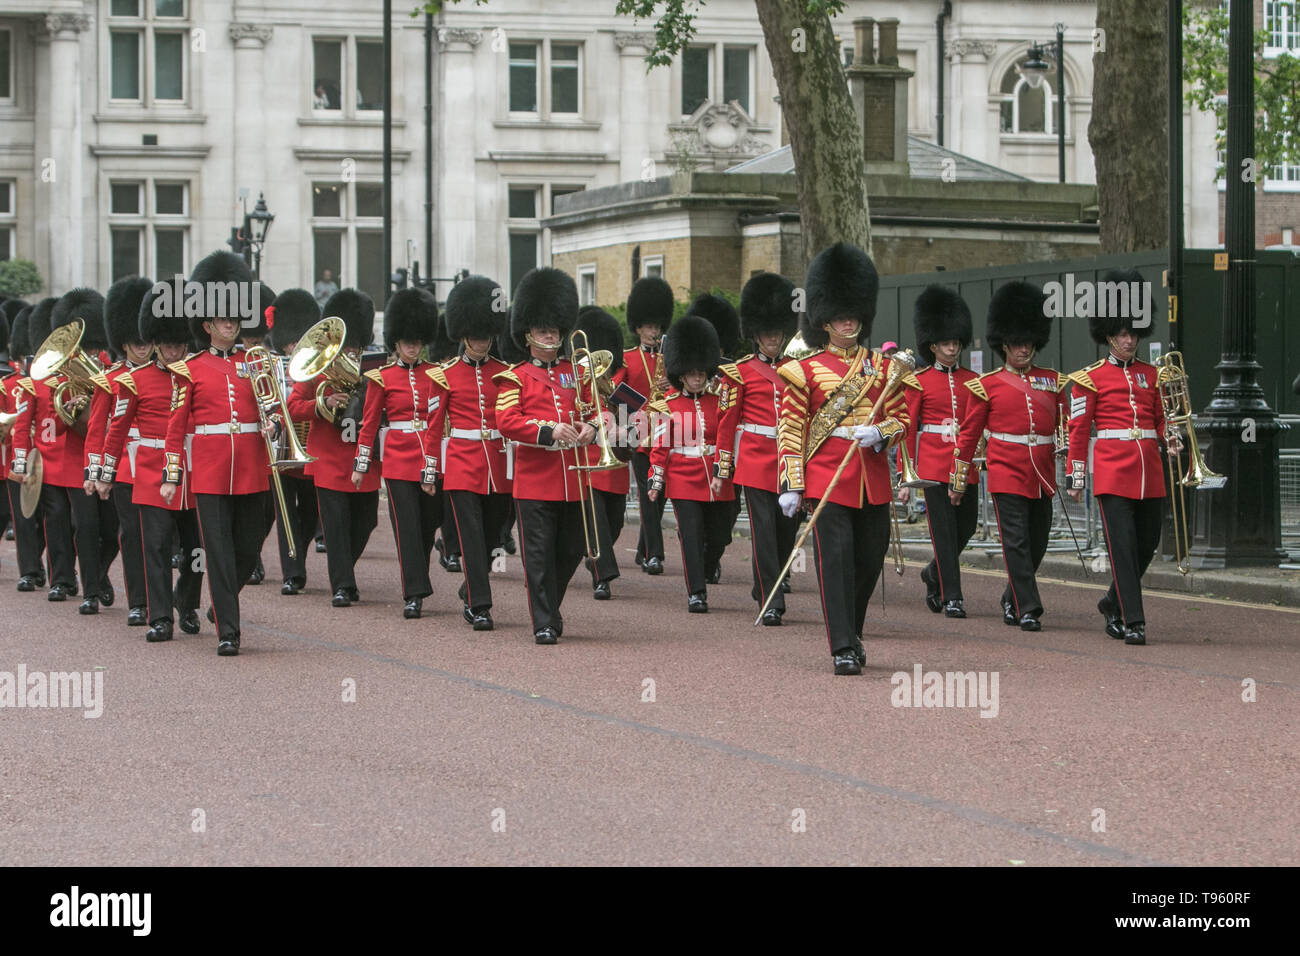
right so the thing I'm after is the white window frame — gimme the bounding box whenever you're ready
[104,0,190,107]
[1265,0,1300,58]
[106,175,191,279]
[0,27,14,105]
[309,36,384,117]
[0,180,15,260]
[577,264,596,306]
[681,43,757,118]
[997,59,1067,138]
[506,39,584,120]
[642,255,664,280]
[308,180,389,296]
[681,43,713,117]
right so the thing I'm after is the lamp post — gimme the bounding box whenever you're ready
[245,193,274,280]
[1020,23,1067,183]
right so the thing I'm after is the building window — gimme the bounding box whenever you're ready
[508,186,538,220]
[578,265,596,306]
[313,230,343,291]
[550,186,583,214]
[356,41,383,110]
[313,39,342,110]
[508,40,584,118]
[355,231,386,309]
[310,180,387,311]
[0,28,12,102]
[1266,1,1300,55]
[107,177,190,280]
[682,46,710,115]
[998,56,1066,135]
[551,43,580,114]
[0,181,14,261]
[642,255,664,280]
[509,43,539,113]
[355,184,384,218]
[723,47,751,114]
[313,37,388,114]
[508,234,538,298]
[107,0,189,105]
[681,44,755,116]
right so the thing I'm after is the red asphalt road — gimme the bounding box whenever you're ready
[0,516,1296,866]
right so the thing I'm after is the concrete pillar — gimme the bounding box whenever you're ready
[615,33,654,182]
[949,40,994,164]
[38,13,90,291]
[229,24,274,209]
[438,29,481,279]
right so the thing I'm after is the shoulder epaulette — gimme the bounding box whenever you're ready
[106,361,125,374]
[17,376,36,395]
[90,371,113,393]
[902,371,923,391]
[363,368,385,387]
[777,360,806,389]
[647,397,671,415]
[1056,371,1070,393]
[1068,362,1102,393]
[735,353,755,364]
[965,377,989,401]
[166,360,191,381]
[438,356,459,370]
[426,364,449,389]
[718,362,743,384]
[493,368,522,386]
[117,371,137,395]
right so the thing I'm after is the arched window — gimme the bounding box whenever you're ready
[997,54,1066,135]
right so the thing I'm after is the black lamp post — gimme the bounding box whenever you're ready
[1020,23,1067,183]
[244,193,274,280]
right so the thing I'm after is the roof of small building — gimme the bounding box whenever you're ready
[726,137,1032,183]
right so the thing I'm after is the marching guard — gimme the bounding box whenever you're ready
[714,272,800,625]
[950,282,1067,632]
[903,285,979,618]
[493,267,596,644]
[3,304,47,591]
[623,276,674,576]
[775,243,916,675]
[353,287,443,620]
[1066,269,1169,646]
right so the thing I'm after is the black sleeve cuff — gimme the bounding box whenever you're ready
[537,425,554,447]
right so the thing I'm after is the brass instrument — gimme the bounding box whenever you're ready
[288,317,362,426]
[1155,351,1226,574]
[19,447,42,518]
[1054,397,1069,458]
[782,332,818,362]
[245,345,316,558]
[29,320,108,426]
[567,330,622,560]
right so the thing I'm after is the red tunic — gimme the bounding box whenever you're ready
[648,389,734,502]
[354,359,443,483]
[85,361,140,486]
[903,363,981,484]
[494,358,587,502]
[1066,356,1167,499]
[951,364,1067,498]
[426,354,512,495]
[623,344,663,455]
[287,377,381,494]
[164,349,271,496]
[776,345,913,508]
[11,374,91,489]
[714,353,789,492]
[102,361,191,510]
[1,368,19,474]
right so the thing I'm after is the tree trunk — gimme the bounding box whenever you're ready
[753,0,871,268]
[1089,0,1168,252]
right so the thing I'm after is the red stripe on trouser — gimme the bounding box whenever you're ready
[385,480,408,600]
[514,500,537,628]
[991,496,1019,618]
[812,515,834,652]
[1097,500,1126,623]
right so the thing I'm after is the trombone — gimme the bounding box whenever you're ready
[567,329,622,560]
[245,345,316,558]
[1155,351,1226,574]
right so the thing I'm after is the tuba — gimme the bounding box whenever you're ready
[29,320,108,426]
[245,345,316,558]
[288,317,363,426]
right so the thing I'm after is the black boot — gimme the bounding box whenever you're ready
[146,619,174,643]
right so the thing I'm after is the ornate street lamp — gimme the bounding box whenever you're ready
[1019,24,1067,183]
[245,193,275,279]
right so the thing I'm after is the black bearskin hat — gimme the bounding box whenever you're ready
[323,288,375,351]
[237,282,276,340]
[802,242,878,349]
[445,275,507,342]
[495,330,528,365]
[575,306,625,373]
[428,306,460,363]
[139,284,193,347]
[27,297,58,353]
[383,287,439,352]
[9,304,34,357]
[105,277,154,356]
[987,280,1050,354]
[1088,268,1154,343]
[267,289,322,354]
[685,293,740,360]
[913,285,973,360]
[740,272,798,342]
[0,310,9,358]
[187,250,254,347]
[662,314,721,390]
[1,299,30,355]
[52,288,109,354]
[510,267,577,350]
[625,276,674,334]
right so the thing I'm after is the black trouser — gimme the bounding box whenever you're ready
[810,499,891,654]
[40,484,78,589]
[991,492,1053,620]
[498,506,516,547]
[111,482,147,610]
[587,487,626,585]
[139,503,203,626]
[315,486,378,595]
[516,498,586,633]
[448,489,512,611]
[253,492,275,576]
[1098,494,1164,627]
[195,491,272,640]
[6,479,46,580]
[384,478,441,601]
[743,485,799,612]
[922,481,979,603]
[632,452,666,562]
[440,507,462,560]
[70,488,119,597]
[274,473,319,586]
[671,498,736,597]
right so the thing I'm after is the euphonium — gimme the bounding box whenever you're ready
[288,316,362,426]
[29,320,108,426]
[245,345,316,558]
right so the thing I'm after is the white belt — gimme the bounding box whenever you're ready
[990,431,1054,446]
[671,444,716,458]
[387,420,429,433]
[193,422,259,435]
[132,437,166,450]
[1096,428,1157,440]
[128,427,141,440]
[920,423,956,436]
[449,427,501,441]
[125,435,165,473]
[737,423,776,438]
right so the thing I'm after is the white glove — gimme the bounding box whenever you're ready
[778,491,802,518]
[852,424,884,451]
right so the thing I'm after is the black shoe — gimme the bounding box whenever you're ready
[781,579,791,594]
[920,566,942,613]
[346,587,360,602]
[206,607,215,624]
[178,610,200,634]
[706,565,721,585]
[593,581,611,600]
[852,637,866,667]
[1019,614,1041,632]
[472,610,494,631]
[79,596,99,615]
[17,575,38,592]
[534,626,558,645]
[315,538,327,553]
[502,535,516,555]
[1001,598,1018,626]
[403,597,422,619]
[462,603,475,625]
[127,606,148,626]
[146,620,174,643]
[1123,623,1147,646]
[943,599,966,619]
[48,584,73,602]
[247,566,264,586]
[332,589,352,608]
[833,652,862,676]
[99,582,115,607]
[4,527,12,540]
[171,552,182,569]
[643,556,664,575]
[761,608,783,627]
[446,554,461,573]
[281,579,302,595]
[217,636,240,656]
[1098,596,1125,640]
[688,592,708,613]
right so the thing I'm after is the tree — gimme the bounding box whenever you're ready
[1088,0,1168,252]
[1184,0,1300,178]
[0,258,43,298]
[419,0,869,267]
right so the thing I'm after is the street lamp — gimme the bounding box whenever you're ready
[245,192,275,279]
[1019,23,1067,183]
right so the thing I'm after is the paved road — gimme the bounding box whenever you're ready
[1,520,1296,866]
